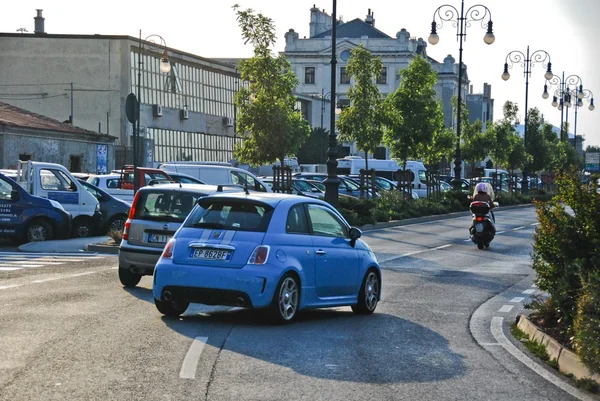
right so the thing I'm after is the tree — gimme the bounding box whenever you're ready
[296,127,328,164]
[337,45,385,171]
[232,5,310,167]
[457,96,490,174]
[383,56,444,167]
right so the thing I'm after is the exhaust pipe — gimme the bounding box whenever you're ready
[236,297,245,307]
[163,291,173,302]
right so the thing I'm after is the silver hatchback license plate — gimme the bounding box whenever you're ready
[148,234,171,244]
[475,223,484,232]
[190,249,232,261]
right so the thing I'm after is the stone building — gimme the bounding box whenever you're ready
[0,102,116,172]
[282,6,478,159]
[0,10,240,170]
[466,83,494,130]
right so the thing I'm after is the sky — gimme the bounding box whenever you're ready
[3,0,599,148]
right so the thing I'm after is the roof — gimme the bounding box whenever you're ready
[313,19,392,39]
[0,101,116,138]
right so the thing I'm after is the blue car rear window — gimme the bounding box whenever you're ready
[185,199,273,232]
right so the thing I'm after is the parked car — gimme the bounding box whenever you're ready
[78,179,130,234]
[292,173,378,198]
[166,171,205,185]
[152,192,381,322]
[118,183,242,287]
[261,177,324,198]
[439,175,471,193]
[344,174,419,199]
[0,172,71,243]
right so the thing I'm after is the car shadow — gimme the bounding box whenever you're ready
[160,308,466,384]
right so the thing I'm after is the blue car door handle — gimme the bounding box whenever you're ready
[315,250,326,255]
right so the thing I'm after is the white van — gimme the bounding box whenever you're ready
[483,168,509,181]
[394,160,430,198]
[158,163,272,193]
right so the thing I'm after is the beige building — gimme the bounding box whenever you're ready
[0,10,240,170]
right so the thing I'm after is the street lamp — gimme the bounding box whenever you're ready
[571,86,594,153]
[500,46,552,193]
[134,31,171,192]
[323,0,340,206]
[428,0,494,190]
[544,72,583,143]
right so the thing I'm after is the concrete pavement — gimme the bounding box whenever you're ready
[18,236,112,253]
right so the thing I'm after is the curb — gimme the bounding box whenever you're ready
[86,244,119,255]
[517,314,600,385]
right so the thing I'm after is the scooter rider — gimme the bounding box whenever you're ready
[473,182,495,224]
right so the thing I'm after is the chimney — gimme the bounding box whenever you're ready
[34,9,46,34]
[365,9,375,26]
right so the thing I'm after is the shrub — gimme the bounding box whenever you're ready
[573,272,600,374]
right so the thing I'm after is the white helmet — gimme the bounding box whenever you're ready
[476,183,488,193]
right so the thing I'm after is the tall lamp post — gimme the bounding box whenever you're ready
[543,73,587,143]
[317,90,341,164]
[501,47,553,193]
[572,87,595,154]
[134,31,171,192]
[323,0,340,206]
[428,0,495,190]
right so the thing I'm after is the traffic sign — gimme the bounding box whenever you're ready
[125,93,139,124]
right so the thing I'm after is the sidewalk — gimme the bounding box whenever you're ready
[18,236,111,253]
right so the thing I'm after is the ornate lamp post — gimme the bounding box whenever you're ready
[542,73,589,143]
[428,0,495,190]
[501,47,553,193]
[134,32,171,192]
[571,86,594,154]
[323,0,340,206]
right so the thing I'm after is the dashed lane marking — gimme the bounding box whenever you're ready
[498,305,514,313]
[509,297,525,303]
[180,336,208,379]
[522,289,536,295]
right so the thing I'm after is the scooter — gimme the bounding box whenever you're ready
[469,201,496,249]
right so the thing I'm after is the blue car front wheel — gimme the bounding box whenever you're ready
[352,269,379,315]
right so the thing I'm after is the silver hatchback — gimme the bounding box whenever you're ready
[118,183,240,287]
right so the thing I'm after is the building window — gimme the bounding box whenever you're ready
[340,67,350,84]
[304,67,315,84]
[376,67,387,84]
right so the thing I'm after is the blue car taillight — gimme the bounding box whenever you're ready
[247,245,270,265]
[162,238,176,258]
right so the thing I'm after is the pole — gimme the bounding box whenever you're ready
[134,29,142,193]
[320,89,325,164]
[453,0,465,189]
[324,0,340,206]
[522,46,530,193]
[559,72,565,142]
[574,88,579,153]
[70,82,74,124]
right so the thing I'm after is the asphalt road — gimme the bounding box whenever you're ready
[0,206,594,401]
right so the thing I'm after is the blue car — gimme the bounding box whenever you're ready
[152,192,381,323]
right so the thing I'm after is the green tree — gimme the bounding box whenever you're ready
[232,5,310,167]
[459,96,491,174]
[488,101,520,170]
[337,45,385,171]
[423,128,455,167]
[296,127,328,164]
[383,56,444,167]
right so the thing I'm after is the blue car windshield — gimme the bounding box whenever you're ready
[186,199,274,232]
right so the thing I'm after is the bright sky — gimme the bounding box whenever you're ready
[4,0,599,148]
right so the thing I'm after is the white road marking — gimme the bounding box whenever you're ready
[0,264,42,268]
[514,226,526,231]
[509,297,525,303]
[379,244,453,263]
[498,305,514,313]
[0,267,25,270]
[531,223,540,226]
[0,284,22,290]
[7,261,63,265]
[496,231,506,234]
[180,336,208,379]
[433,244,451,250]
[490,317,595,401]
[531,284,537,288]
[522,289,536,295]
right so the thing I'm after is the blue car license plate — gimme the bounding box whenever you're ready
[148,234,170,244]
[190,249,231,261]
